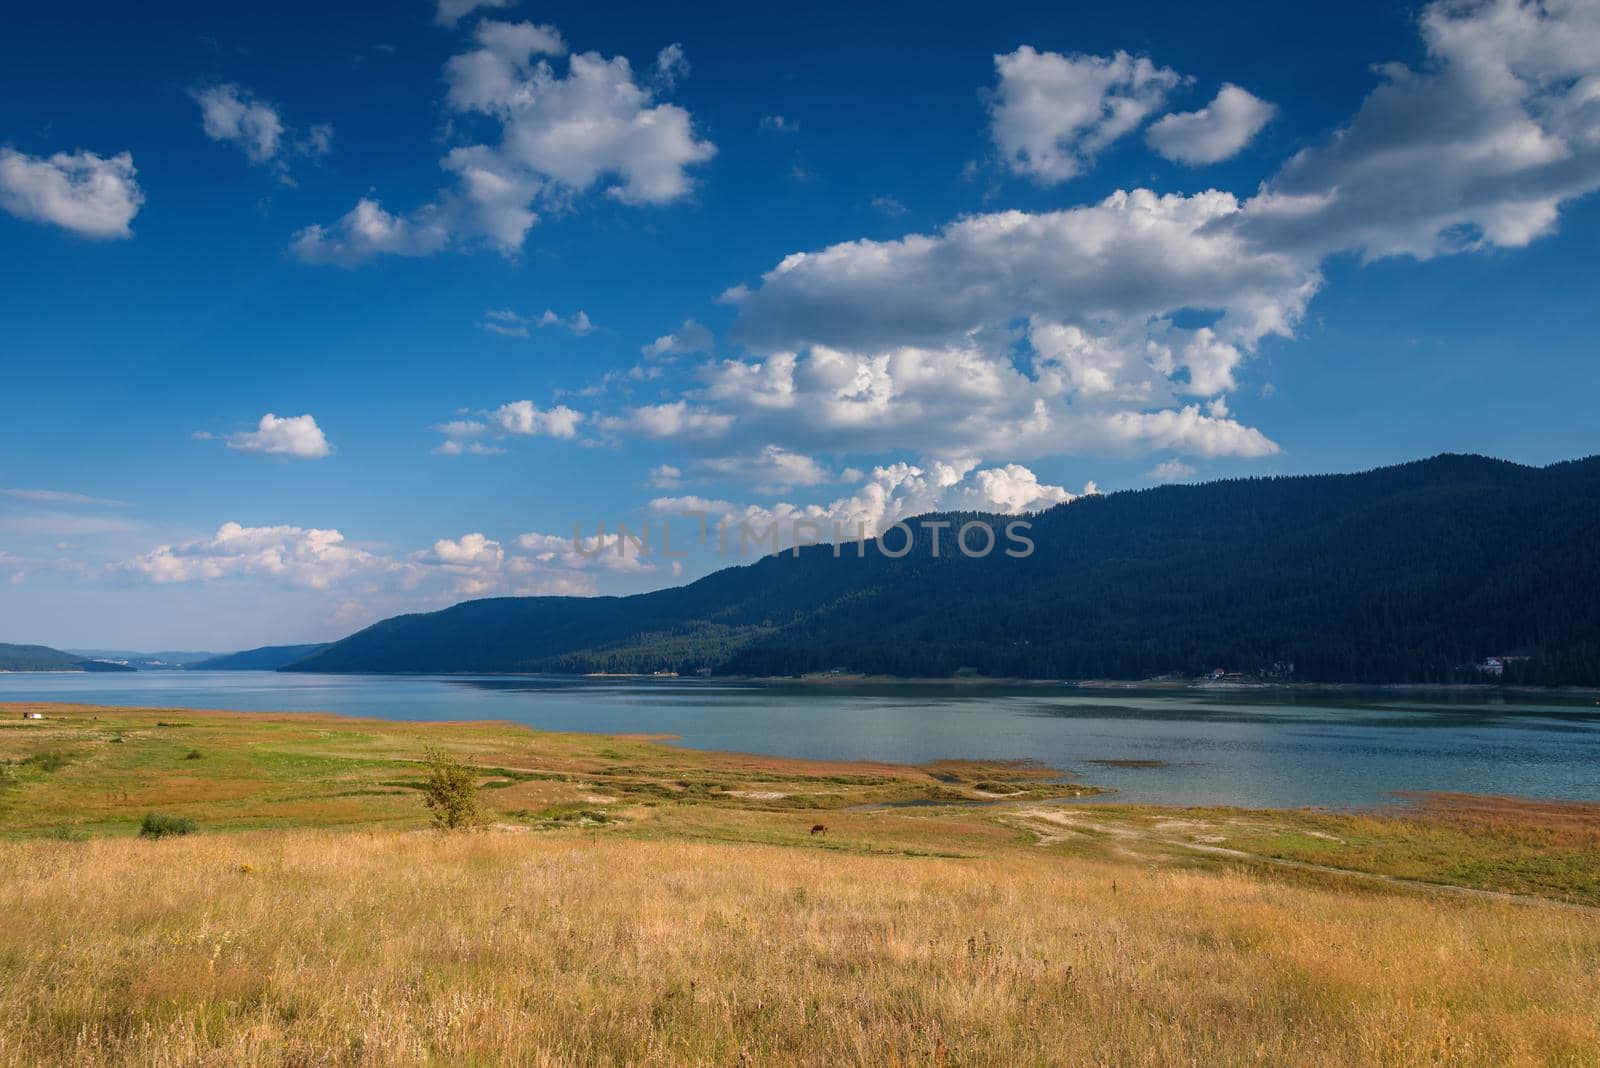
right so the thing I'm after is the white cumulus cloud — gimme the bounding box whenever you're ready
[431,532,505,568]
[600,401,733,441]
[698,446,838,493]
[1146,84,1275,165]
[295,20,713,264]
[0,148,144,238]
[493,400,583,438]
[201,413,333,459]
[431,401,582,453]
[989,46,1182,182]
[289,198,450,266]
[650,459,1094,550]
[123,523,378,588]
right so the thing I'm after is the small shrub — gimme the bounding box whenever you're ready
[40,826,86,842]
[139,812,197,839]
[23,749,72,773]
[419,747,484,830]
[525,804,617,828]
[184,749,202,760]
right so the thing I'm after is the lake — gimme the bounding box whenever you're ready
[3,671,1598,808]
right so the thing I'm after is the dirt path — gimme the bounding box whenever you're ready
[1006,808,1600,914]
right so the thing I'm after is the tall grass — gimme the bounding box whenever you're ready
[1,830,1595,1065]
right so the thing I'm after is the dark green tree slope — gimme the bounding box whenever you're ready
[285,454,1600,684]
[191,644,331,671]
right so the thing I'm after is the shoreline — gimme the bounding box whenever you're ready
[8,699,1600,810]
[10,665,1596,698]
[3,702,1598,906]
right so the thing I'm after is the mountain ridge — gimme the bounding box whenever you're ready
[284,453,1600,684]
[192,644,330,671]
[0,643,137,673]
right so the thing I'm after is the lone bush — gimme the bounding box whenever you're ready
[23,749,72,773]
[139,812,197,839]
[420,747,483,830]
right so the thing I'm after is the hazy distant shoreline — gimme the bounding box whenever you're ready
[732,673,1600,698]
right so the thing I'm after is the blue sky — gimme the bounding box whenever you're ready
[2,0,1597,650]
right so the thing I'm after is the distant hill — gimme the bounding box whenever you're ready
[67,650,217,671]
[0,644,137,673]
[193,644,330,671]
[286,454,1600,686]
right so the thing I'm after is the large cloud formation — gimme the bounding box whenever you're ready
[710,188,1304,460]
[678,0,1600,467]
[401,0,1600,554]
[1241,0,1600,260]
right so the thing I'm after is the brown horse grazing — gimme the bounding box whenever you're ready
[810,824,827,836]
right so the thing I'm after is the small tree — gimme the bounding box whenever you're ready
[420,746,483,830]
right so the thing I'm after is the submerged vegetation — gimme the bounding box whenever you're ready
[0,702,1597,1063]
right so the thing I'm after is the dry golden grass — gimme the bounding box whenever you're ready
[2,830,1598,1067]
[4,704,1600,1064]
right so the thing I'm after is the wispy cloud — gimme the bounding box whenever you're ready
[3,488,125,506]
[191,83,332,183]
[481,307,594,337]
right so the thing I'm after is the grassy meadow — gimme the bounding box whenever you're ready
[2,702,1598,1065]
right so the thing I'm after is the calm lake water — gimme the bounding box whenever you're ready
[4,671,1598,809]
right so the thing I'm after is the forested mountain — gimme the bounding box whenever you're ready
[192,644,329,671]
[285,454,1600,685]
[0,644,137,672]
